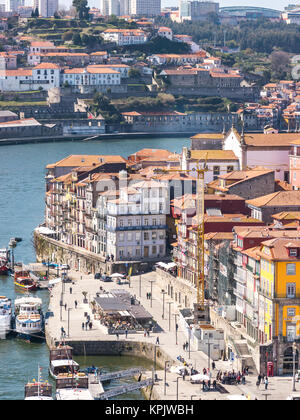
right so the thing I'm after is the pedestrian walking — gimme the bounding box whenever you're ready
[125,329,128,339]
[75,300,78,309]
[61,326,66,338]
[183,343,186,351]
[185,341,189,350]
[213,380,217,390]
[64,303,67,310]
[156,336,160,345]
[89,322,92,330]
[70,287,72,294]
[144,329,147,337]
[147,329,150,337]
[212,361,215,370]
[85,321,88,330]
[116,332,119,339]
[264,377,269,390]
[257,374,261,385]
[82,322,84,330]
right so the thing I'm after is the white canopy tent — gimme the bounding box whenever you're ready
[35,227,56,235]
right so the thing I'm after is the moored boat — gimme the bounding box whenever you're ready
[49,344,80,380]
[14,271,38,291]
[24,365,53,400]
[55,374,93,400]
[14,297,44,341]
[0,296,12,338]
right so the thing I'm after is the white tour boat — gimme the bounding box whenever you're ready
[14,297,44,341]
[0,296,12,338]
[55,374,93,400]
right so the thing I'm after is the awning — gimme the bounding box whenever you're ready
[118,311,131,317]
[48,278,61,285]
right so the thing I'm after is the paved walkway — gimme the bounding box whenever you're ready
[46,270,297,400]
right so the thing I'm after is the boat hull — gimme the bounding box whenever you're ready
[14,281,38,291]
[16,330,44,342]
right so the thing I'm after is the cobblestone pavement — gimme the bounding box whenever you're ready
[46,270,298,400]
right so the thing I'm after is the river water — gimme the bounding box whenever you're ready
[0,136,188,400]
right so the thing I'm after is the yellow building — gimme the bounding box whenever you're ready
[258,238,300,374]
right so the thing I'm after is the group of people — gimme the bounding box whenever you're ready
[256,374,269,390]
[218,370,247,385]
[104,255,114,262]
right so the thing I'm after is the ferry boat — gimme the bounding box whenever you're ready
[55,374,93,400]
[49,344,80,380]
[0,296,12,338]
[24,365,53,400]
[14,271,38,291]
[14,297,44,341]
[24,381,53,400]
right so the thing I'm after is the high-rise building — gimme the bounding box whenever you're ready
[179,0,219,21]
[108,0,120,15]
[120,0,130,15]
[4,0,24,12]
[100,0,110,15]
[33,0,58,17]
[131,0,161,16]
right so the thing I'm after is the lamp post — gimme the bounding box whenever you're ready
[167,301,173,332]
[161,290,167,319]
[173,313,179,345]
[139,274,142,298]
[293,341,297,392]
[205,337,213,370]
[164,360,170,396]
[148,279,155,308]
[67,308,72,337]
[176,376,183,400]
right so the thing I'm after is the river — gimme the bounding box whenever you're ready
[0,136,188,400]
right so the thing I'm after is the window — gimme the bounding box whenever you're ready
[287,283,296,298]
[287,263,296,276]
[144,232,149,240]
[289,249,298,257]
[213,166,220,180]
[227,166,234,173]
[287,308,296,317]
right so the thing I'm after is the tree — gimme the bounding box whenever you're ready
[72,32,82,45]
[34,7,39,17]
[72,0,90,20]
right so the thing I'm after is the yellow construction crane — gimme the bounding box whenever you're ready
[156,157,208,321]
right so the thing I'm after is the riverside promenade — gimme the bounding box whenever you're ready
[46,270,297,401]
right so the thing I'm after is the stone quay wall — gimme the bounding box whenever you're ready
[155,268,197,311]
[45,330,174,372]
[34,232,169,275]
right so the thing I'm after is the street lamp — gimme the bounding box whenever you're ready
[293,341,297,392]
[167,301,173,332]
[176,376,183,400]
[148,279,155,308]
[164,360,170,396]
[139,273,142,298]
[67,308,72,337]
[161,289,167,319]
[173,313,179,345]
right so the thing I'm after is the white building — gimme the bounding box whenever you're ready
[130,0,161,16]
[101,28,148,45]
[105,179,168,261]
[157,26,173,40]
[33,0,58,17]
[62,66,121,87]
[181,147,240,184]
[0,63,60,91]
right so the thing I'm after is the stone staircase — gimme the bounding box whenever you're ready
[233,339,258,375]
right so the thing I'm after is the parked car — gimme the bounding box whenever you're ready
[101,275,112,282]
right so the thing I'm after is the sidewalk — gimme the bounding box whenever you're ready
[46,270,296,400]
